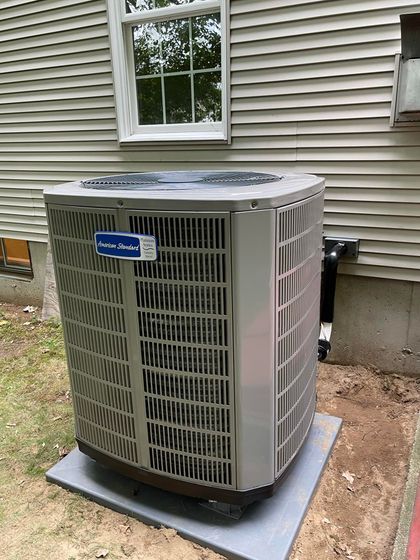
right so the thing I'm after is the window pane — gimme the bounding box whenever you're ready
[137,77,164,124]
[126,0,203,13]
[192,13,221,70]
[130,10,222,127]
[126,0,153,10]
[165,74,192,123]
[194,71,221,122]
[0,241,4,267]
[133,24,161,76]
[160,19,190,73]
[4,239,31,268]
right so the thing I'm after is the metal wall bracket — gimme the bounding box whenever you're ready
[324,237,360,258]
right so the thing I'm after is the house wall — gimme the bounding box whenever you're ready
[329,275,420,376]
[1,0,420,372]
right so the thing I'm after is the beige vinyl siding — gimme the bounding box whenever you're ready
[1,0,420,281]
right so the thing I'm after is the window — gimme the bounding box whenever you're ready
[0,238,32,277]
[107,0,229,143]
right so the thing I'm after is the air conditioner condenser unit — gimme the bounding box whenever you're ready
[44,171,325,506]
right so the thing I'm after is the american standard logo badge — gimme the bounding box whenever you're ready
[94,232,158,261]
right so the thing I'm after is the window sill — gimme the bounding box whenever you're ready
[119,130,229,145]
[0,271,33,282]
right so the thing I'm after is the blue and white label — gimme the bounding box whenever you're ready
[95,232,158,261]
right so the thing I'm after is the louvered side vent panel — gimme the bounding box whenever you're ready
[47,206,139,465]
[275,193,324,477]
[130,213,235,488]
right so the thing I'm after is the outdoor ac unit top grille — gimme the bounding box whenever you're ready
[82,171,281,190]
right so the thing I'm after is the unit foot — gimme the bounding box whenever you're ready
[198,500,247,520]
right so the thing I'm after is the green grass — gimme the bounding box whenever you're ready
[0,307,213,560]
[0,309,74,480]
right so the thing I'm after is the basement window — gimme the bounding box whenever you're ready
[107,0,230,143]
[0,238,33,277]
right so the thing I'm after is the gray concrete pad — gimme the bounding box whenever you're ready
[46,413,341,560]
[392,412,420,560]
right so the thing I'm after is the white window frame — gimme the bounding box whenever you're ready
[107,0,230,144]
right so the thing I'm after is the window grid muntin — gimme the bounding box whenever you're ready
[137,66,221,80]
[189,17,195,123]
[132,10,221,126]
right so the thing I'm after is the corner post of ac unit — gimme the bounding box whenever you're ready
[116,204,151,467]
[231,208,277,490]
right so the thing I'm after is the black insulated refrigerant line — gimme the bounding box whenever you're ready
[318,242,348,361]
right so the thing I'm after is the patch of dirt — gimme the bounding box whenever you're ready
[291,363,420,560]
[0,301,39,359]
[0,301,34,320]
[0,479,225,560]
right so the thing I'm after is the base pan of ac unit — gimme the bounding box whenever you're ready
[46,413,341,560]
[76,437,302,507]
